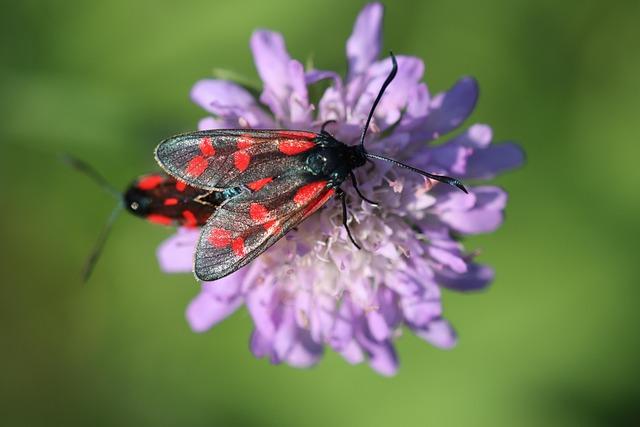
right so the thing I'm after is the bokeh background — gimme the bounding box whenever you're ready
[2,0,639,425]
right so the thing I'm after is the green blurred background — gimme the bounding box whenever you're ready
[2,0,639,425]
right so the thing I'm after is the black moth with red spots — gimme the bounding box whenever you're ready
[155,53,468,282]
[125,172,238,228]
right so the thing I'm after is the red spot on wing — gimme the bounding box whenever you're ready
[138,175,164,190]
[294,181,328,206]
[278,139,316,156]
[209,228,231,248]
[182,210,198,228]
[164,198,179,206]
[232,237,246,258]
[304,188,335,217]
[175,181,187,192]
[186,156,208,177]
[249,203,269,222]
[199,136,215,156]
[247,177,273,192]
[234,150,251,172]
[147,214,173,226]
[237,134,257,149]
[249,203,280,233]
[277,130,316,139]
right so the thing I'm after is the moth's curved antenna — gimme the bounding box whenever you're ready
[60,154,121,201]
[359,52,398,151]
[365,153,468,193]
[82,203,124,282]
[61,154,124,282]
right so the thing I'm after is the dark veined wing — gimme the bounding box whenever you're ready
[194,173,335,281]
[154,129,319,191]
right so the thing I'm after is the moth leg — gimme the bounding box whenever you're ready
[337,189,361,250]
[350,171,379,206]
[320,120,337,134]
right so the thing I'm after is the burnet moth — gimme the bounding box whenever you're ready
[154,53,468,282]
[63,156,231,281]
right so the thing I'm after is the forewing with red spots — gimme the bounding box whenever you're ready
[155,130,318,191]
[194,173,335,281]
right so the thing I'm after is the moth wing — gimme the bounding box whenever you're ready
[194,173,335,281]
[154,129,318,190]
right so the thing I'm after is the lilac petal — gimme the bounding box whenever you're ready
[413,77,479,141]
[346,2,384,80]
[465,142,525,179]
[250,30,291,99]
[436,263,494,292]
[367,310,390,341]
[249,329,272,359]
[318,85,347,123]
[413,318,457,349]
[428,246,468,273]
[191,79,272,127]
[198,116,223,130]
[284,330,324,368]
[441,186,507,234]
[430,143,473,175]
[191,80,255,114]
[464,124,493,148]
[329,301,355,350]
[246,283,278,340]
[338,340,365,364]
[250,30,309,123]
[273,306,298,359]
[305,69,342,87]
[404,83,431,125]
[363,56,425,127]
[401,296,442,328]
[364,338,398,376]
[186,268,247,332]
[156,228,199,273]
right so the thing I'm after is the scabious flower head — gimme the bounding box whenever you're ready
[157,3,523,375]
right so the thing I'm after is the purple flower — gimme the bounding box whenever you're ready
[158,3,523,375]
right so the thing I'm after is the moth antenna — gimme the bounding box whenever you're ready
[359,52,398,151]
[60,154,126,281]
[364,153,468,193]
[82,203,124,283]
[60,154,121,201]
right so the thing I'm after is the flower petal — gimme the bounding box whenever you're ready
[413,77,479,141]
[250,30,309,124]
[186,268,247,332]
[440,186,507,234]
[436,263,494,292]
[465,142,525,179]
[346,2,384,80]
[191,79,273,127]
[413,318,457,349]
[156,228,199,273]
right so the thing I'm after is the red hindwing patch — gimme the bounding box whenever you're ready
[294,181,328,205]
[182,210,198,228]
[138,175,164,190]
[147,214,173,226]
